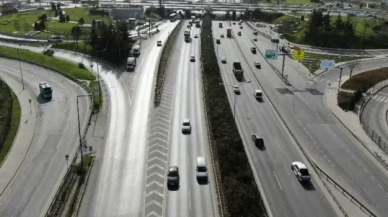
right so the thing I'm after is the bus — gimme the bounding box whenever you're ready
[170,13,177,22]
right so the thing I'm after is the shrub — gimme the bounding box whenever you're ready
[78,62,86,69]
[43,49,55,56]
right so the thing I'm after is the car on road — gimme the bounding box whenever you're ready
[220,33,225,38]
[232,85,240,94]
[233,22,236,25]
[254,62,261,69]
[240,26,243,29]
[190,56,195,62]
[194,34,198,38]
[48,35,63,43]
[253,31,258,35]
[237,31,241,36]
[291,162,311,182]
[182,119,191,133]
[253,38,258,42]
[216,39,220,44]
[253,90,263,100]
[221,57,226,63]
[157,40,162,46]
[252,134,264,147]
[250,47,257,54]
[196,157,208,182]
[167,166,180,187]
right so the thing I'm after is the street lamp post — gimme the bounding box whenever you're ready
[219,80,251,118]
[77,94,92,170]
[17,44,25,90]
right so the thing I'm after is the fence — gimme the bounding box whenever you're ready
[0,79,13,152]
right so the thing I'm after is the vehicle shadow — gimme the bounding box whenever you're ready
[301,181,316,191]
[256,145,266,151]
[36,95,51,104]
[197,179,209,185]
[167,184,180,191]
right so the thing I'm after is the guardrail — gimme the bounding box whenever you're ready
[231,23,377,217]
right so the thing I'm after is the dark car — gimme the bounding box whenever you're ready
[250,47,257,54]
[167,166,180,187]
[216,39,221,44]
[252,134,264,147]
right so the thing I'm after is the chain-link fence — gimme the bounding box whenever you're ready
[0,78,13,151]
[359,79,388,155]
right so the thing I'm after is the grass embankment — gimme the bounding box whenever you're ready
[0,8,110,38]
[201,15,267,217]
[0,46,95,80]
[338,67,388,110]
[154,21,182,107]
[301,53,368,73]
[0,84,20,165]
[52,42,93,54]
[89,81,102,114]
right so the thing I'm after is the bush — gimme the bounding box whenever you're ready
[201,14,267,217]
[78,62,86,69]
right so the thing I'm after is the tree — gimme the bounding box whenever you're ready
[226,11,230,20]
[344,17,355,37]
[359,2,365,8]
[33,21,40,31]
[71,25,82,44]
[335,14,344,31]
[13,21,21,32]
[51,2,57,11]
[382,3,386,9]
[39,20,45,30]
[322,13,332,31]
[59,14,66,22]
[232,11,236,20]
[347,61,359,78]
[369,3,376,9]
[39,14,47,21]
[55,10,58,17]
[301,15,305,21]
[117,20,129,41]
[78,17,85,25]
[66,15,70,22]
[185,9,191,19]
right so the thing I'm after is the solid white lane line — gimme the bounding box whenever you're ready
[273,171,283,191]
[364,168,368,173]
[379,184,383,189]
[274,137,282,151]
[371,176,375,181]
[188,189,191,211]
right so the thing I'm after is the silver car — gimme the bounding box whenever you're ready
[182,119,191,134]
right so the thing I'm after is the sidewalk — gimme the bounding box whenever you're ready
[324,76,388,171]
[0,71,37,195]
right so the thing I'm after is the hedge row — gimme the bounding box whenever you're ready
[154,20,182,107]
[338,67,388,110]
[201,14,267,217]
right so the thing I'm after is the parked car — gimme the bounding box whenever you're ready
[167,166,180,187]
[291,162,311,182]
[182,119,191,133]
[48,35,63,43]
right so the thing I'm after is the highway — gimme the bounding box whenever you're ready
[236,21,388,215]
[164,21,216,217]
[0,58,91,217]
[213,21,337,217]
[76,21,180,216]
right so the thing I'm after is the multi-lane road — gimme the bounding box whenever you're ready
[0,58,91,217]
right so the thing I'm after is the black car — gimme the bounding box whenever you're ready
[216,39,220,44]
[167,166,180,187]
[252,134,264,147]
[250,47,257,54]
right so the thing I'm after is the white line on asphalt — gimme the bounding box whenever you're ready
[379,184,383,189]
[328,159,331,163]
[380,96,386,102]
[324,154,327,159]
[341,144,345,148]
[317,145,320,149]
[274,137,282,151]
[364,168,368,173]
[386,192,388,196]
[385,98,388,103]
[188,189,191,210]
[313,140,317,144]
[320,150,324,154]
[273,171,283,191]
[352,155,356,160]
[371,176,375,181]
[358,162,362,166]
[331,164,335,168]
[247,112,253,123]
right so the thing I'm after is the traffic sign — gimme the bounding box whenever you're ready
[320,59,336,71]
[265,49,278,60]
[293,49,305,60]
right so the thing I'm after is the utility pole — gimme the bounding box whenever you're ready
[17,45,24,90]
[281,53,286,78]
[338,67,343,94]
[77,94,92,170]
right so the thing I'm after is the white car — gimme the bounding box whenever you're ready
[190,56,195,62]
[194,34,198,38]
[48,35,63,43]
[291,162,311,182]
[221,57,226,63]
[182,119,191,134]
[232,85,240,94]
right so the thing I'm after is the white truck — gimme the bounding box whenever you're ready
[133,45,141,56]
[126,57,136,71]
[39,82,53,100]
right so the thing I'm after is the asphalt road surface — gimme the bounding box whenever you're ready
[0,58,91,217]
[213,21,337,217]
[236,21,388,216]
[77,21,180,217]
[164,21,216,217]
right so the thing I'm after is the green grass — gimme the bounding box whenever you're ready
[0,46,95,80]
[301,53,369,73]
[52,42,93,54]
[89,81,102,114]
[273,14,300,24]
[0,8,110,38]
[0,89,21,165]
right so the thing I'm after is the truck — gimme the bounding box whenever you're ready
[39,82,53,100]
[126,57,136,71]
[232,62,244,80]
[184,29,191,42]
[226,27,232,37]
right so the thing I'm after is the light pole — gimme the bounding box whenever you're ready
[77,94,92,170]
[219,80,251,119]
[17,44,25,90]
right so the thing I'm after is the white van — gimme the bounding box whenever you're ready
[126,57,136,71]
[253,90,262,100]
[196,157,208,181]
[133,45,141,56]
